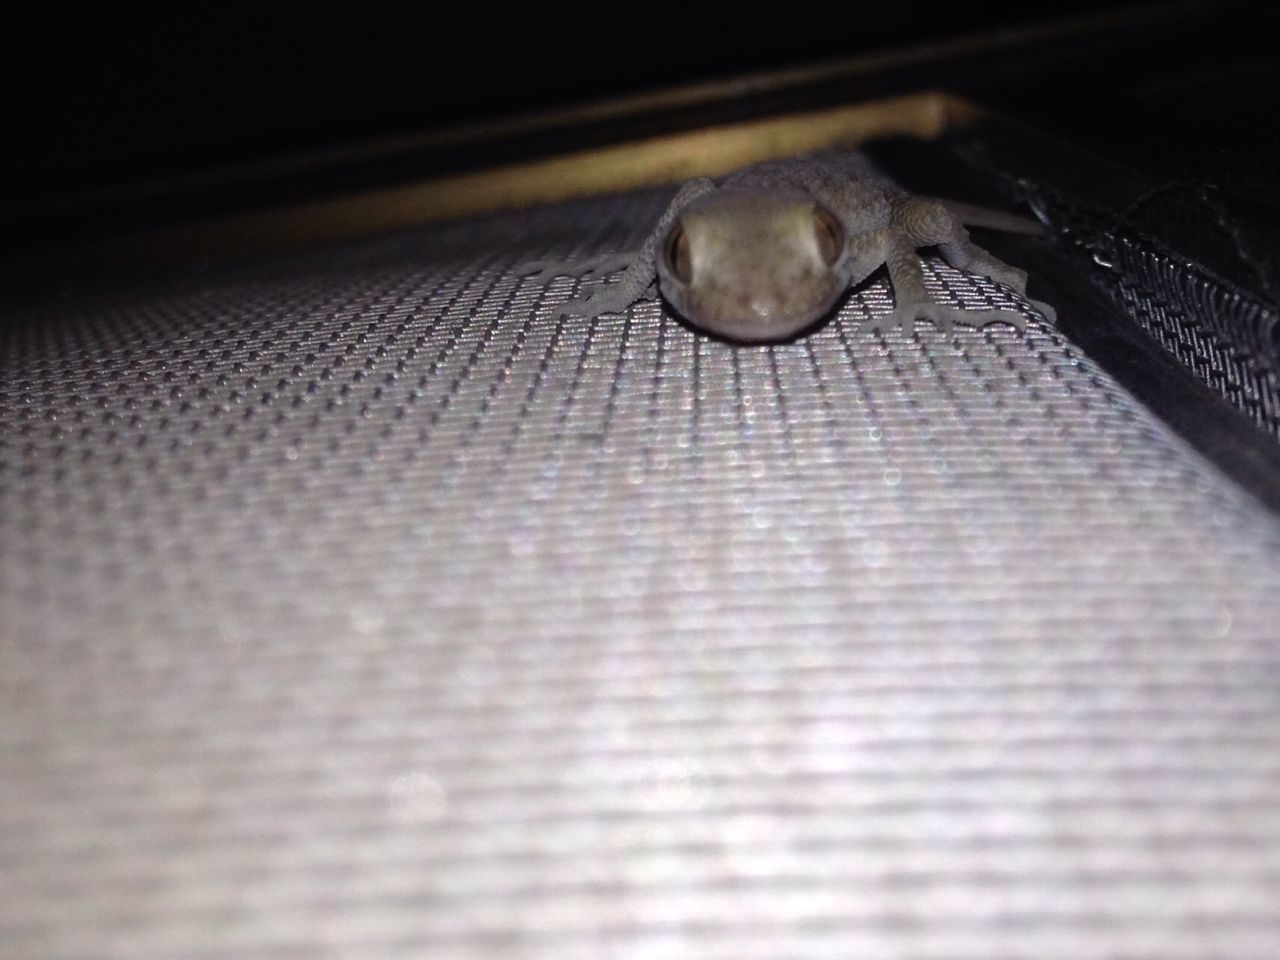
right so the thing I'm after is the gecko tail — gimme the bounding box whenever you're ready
[936,199,1046,236]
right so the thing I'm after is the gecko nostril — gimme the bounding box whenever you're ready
[748,298,777,322]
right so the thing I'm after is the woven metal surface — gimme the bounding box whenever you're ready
[1016,181,1280,440]
[5,178,1280,960]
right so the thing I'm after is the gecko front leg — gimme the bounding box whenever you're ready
[864,196,1054,335]
[534,178,717,319]
[518,253,635,287]
[517,253,652,321]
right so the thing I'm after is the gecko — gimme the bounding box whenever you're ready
[521,152,1055,343]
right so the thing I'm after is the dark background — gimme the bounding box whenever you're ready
[4,1,1280,501]
[1,2,1276,247]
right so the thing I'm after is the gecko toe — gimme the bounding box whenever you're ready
[1028,298,1057,325]
[590,255,634,277]
[550,294,593,317]
[990,265,1028,295]
[519,260,572,285]
[862,310,910,334]
[868,303,1030,336]
[547,284,636,319]
[578,289,632,317]
[966,308,1028,332]
[520,254,633,287]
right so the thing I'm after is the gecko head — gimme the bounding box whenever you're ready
[655,187,854,343]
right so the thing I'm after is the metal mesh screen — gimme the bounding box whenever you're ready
[1014,181,1280,440]
[4,179,1280,960]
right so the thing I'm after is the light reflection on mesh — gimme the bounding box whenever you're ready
[3,176,1280,960]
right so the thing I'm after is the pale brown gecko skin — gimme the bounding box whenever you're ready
[525,153,1055,343]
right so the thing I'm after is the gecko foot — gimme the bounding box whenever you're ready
[1027,298,1057,325]
[865,302,1029,336]
[518,254,634,286]
[545,279,657,319]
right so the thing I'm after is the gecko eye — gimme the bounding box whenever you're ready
[663,224,693,284]
[812,206,844,265]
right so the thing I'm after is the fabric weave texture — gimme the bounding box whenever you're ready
[4,181,1280,959]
